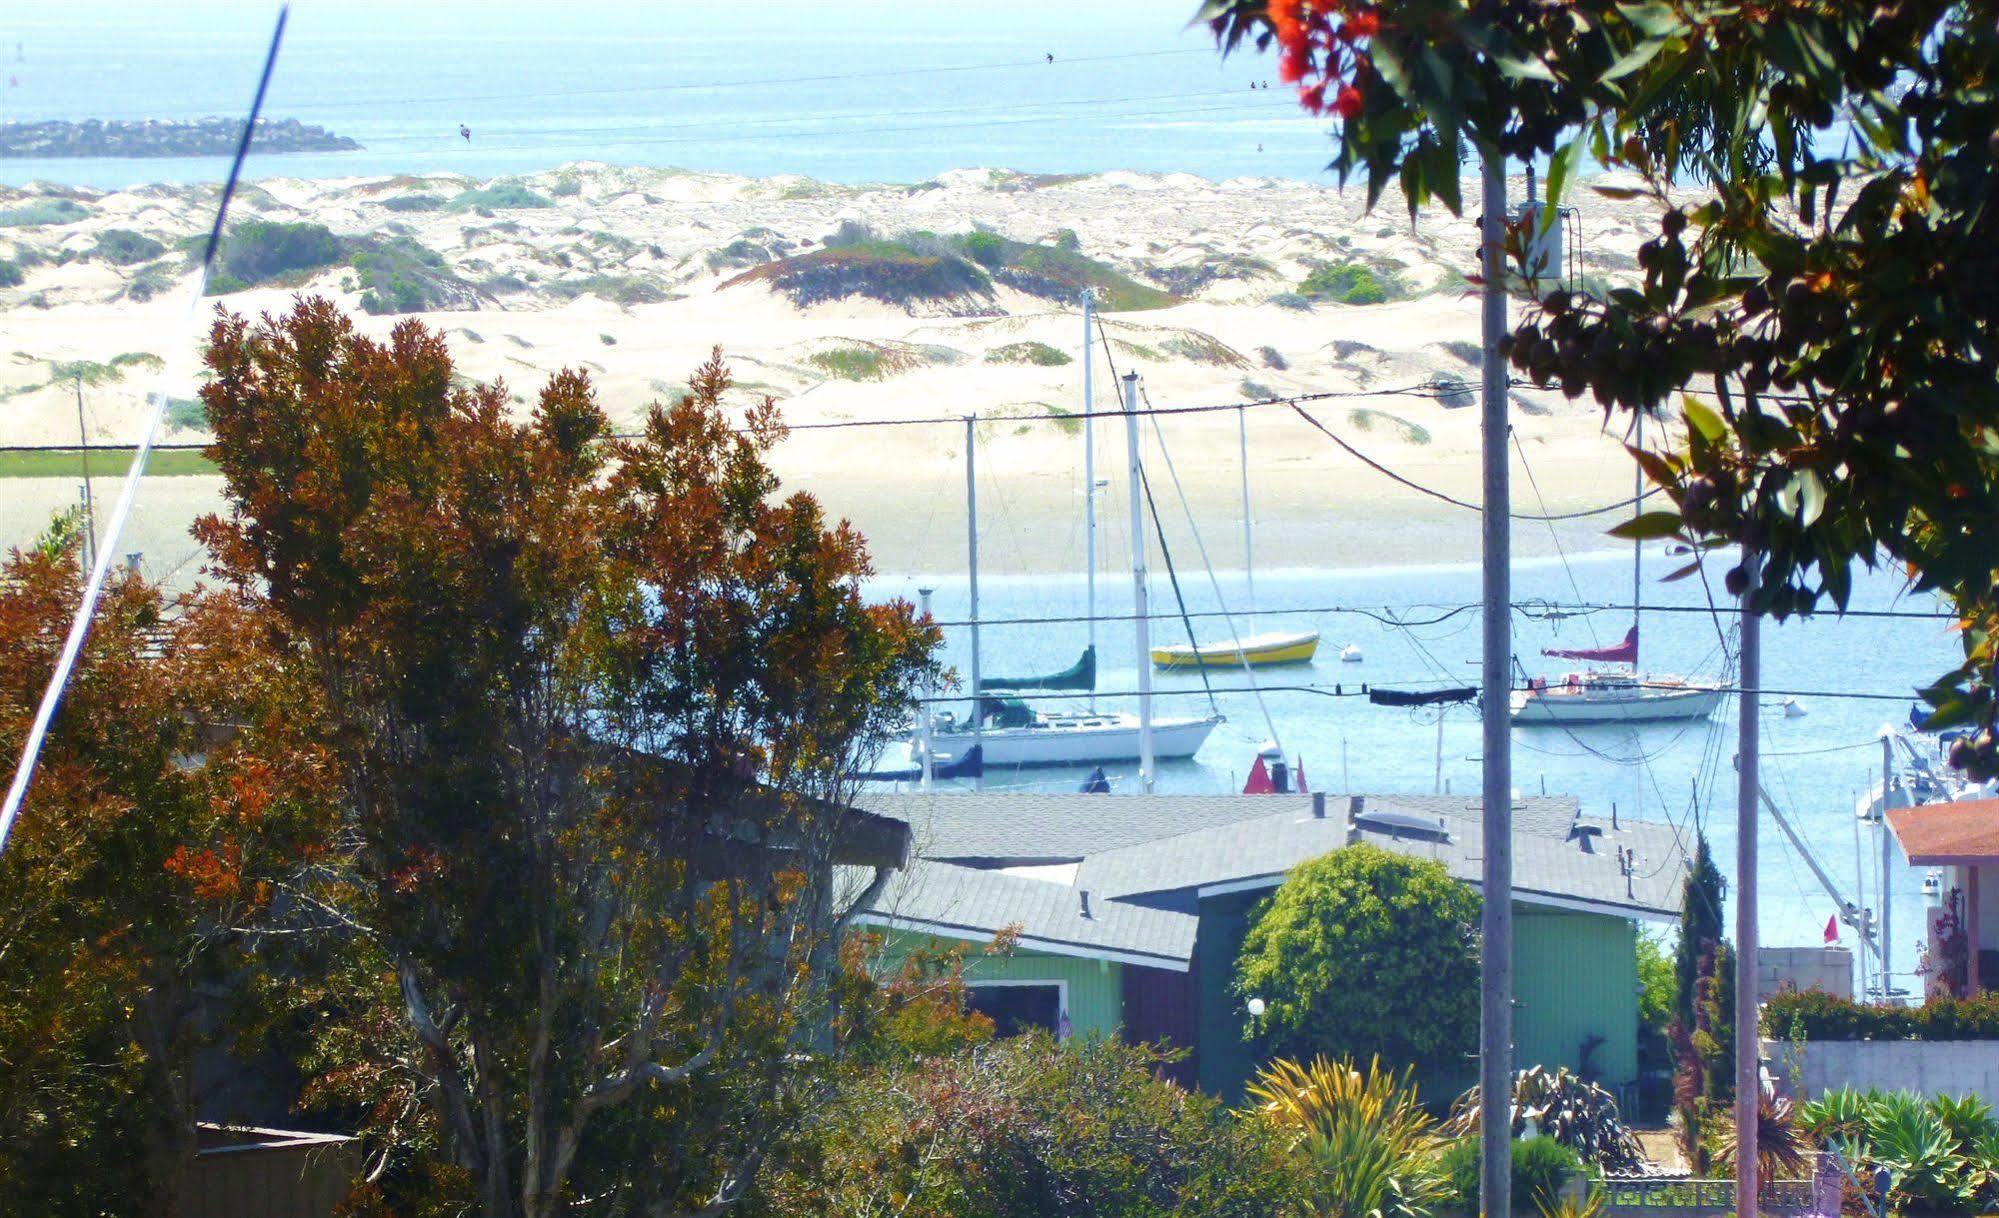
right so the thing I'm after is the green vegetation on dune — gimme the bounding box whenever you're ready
[207,220,345,293]
[983,340,1072,367]
[446,182,553,212]
[380,193,444,213]
[93,229,166,266]
[544,275,669,306]
[0,260,22,288]
[0,448,216,478]
[726,223,1176,313]
[351,235,466,314]
[1299,260,1403,305]
[1349,407,1432,444]
[0,198,93,227]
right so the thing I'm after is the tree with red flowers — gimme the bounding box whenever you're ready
[0,528,334,1218]
[195,298,940,1218]
[1200,0,1999,767]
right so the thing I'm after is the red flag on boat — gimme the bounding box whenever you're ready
[1296,760,1308,794]
[1825,914,1839,944]
[1243,755,1275,794]
[1544,625,1638,664]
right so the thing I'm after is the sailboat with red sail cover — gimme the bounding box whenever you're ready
[1509,624,1722,726]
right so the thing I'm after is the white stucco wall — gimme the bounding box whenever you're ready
[1766,1038,1999,1104]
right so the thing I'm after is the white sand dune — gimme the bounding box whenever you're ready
[0,164,1671,581]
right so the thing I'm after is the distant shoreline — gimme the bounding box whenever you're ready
[0,118,360,160]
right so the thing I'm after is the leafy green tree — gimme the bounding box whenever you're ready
[195,298,939,1218]
[1195,0,1999,766]
[1237,845,1480,1077]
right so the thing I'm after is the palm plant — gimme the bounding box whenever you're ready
[1248,1056,1449,1218]
[1715,1094,1813,1182]
[1445,1066,1644,1172]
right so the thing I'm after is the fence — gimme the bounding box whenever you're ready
[1599,1155,1842,1218]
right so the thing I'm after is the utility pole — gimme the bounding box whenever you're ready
[1083,289,1098,712]
[74,377,95,568]
[964,417,983,791]
[1122,372,1155,793]
[1477,149,1514,1218]
[1735,550,1763,1218]
[918,587,935,792]
[1880,735,1895,996]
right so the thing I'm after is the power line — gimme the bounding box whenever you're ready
[923,598,1952,630]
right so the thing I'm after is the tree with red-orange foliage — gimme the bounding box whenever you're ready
[0,521,335,1218]
[194,298,939,1218]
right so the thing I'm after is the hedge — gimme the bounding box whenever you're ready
[1761,989,1999,1041]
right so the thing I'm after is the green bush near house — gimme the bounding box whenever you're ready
[1761,989,1999,1040]
[755,1034,1303,1218]
[1438,1136,1583,1214]
[1237,845,1480,1085]
[1798,1088,1999,1214]
[1249,1056,1447,1218]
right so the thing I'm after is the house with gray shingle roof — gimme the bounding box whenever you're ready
[853,790,1686,1098]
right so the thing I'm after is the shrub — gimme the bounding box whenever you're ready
[1238,845,1480,1086]
[1440,1136,1583,1214]
[599,333,616,346]
[1445,1066,1644,1172]
[960,229,1006,268]
[93,229,165,266]
[1249,1056,1446,1218]
[543,275,668,306]
[1269,291,1313,311]
[756,1034,1302,1218]
[447,182,553,211]
[1259,345,1289,369]
[212,219,344,291]
[350,235,464,314]
[380,193,444,213]
[1800,1088,1999,1214]
[1053,227,1081,251]
[727,243,992,311]
[984,340,1072,367]
[163,397,208,432]
[0,259,21,288]
[1762,989,1999,1041]
[549,176,582,198]
[0,198,92,227]
[1300,262,1399,305]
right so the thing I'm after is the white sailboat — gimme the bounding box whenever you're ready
[1510,413,1720,726]
[919,294,1217,772]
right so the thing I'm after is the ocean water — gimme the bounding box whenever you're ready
[2,0,1321,189]
[4,2,1956,992]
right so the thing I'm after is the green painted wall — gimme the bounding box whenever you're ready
[1194,893,1641,1101]
[872,930,1125,1038]
[1514,907,1640,1087]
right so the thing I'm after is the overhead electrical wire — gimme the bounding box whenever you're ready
[0,7,290,860]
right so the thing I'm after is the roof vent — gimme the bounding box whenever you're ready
[1569,821,1605,854]
[1355,807,1452,843]
[1312,792,1327,819]
[1079,889,1093,920]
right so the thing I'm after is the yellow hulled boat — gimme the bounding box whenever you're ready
[1151,628,1320,670]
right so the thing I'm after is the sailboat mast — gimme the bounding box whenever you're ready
[965,416,984,791]
[1632,410,1643,671]
[1083,290,1097,712]
[1122,372,1155,793]
[1240,405,1255,629]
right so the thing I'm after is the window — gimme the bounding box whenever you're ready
[966,982,1064,1038]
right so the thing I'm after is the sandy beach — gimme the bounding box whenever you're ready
[0,163,1669,580]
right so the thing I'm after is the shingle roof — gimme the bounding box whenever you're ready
[855,857,1199,970]
[851,791,1688,967]
[857,791,1298,863]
